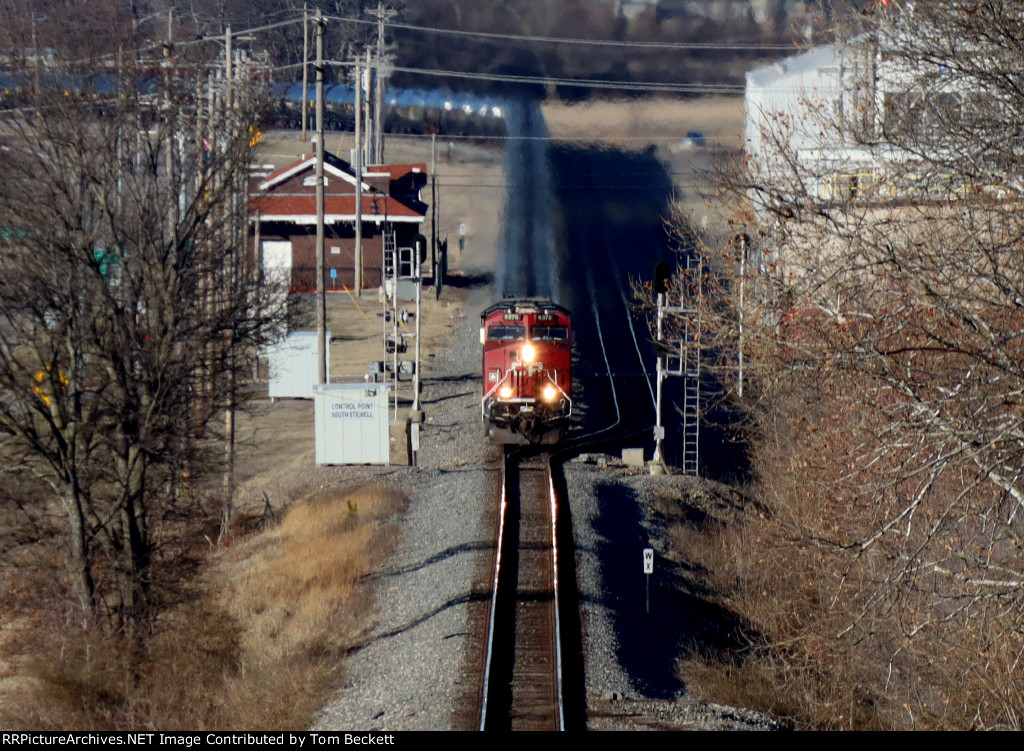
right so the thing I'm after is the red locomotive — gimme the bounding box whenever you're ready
[481,299,572,444]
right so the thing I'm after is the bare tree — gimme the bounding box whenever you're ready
[702,1,1024,728]
[0,16,285,632]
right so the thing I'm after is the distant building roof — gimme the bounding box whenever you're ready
[250,151,427,224]
[746,43,837,90]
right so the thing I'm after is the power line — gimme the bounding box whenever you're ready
[377,63,745,94]
[74,10,778,96]
[325,13,798,52]
[439,170,724,180]
[60,16,306,64]
[272,55,829,96]
[435,182,714,190]
[141,10,799,55]
[178,17,305,49]
[276,58,745,94]
[266,58,746,94]
[308,129,743,145]
[12,10,789,82]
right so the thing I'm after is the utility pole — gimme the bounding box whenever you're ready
[413,237,422,414]
[315,9,327,385]
[163,10,175,223]
[374,14,383,165]
[370,1,396,164]
[164,10,173,76]
[431,132,438,298]
[411,235,423,468]
[391,222,399,420]
[354,58,363,296]
[364,49,373,165]
[652,290,666,467]
[225,26,232,112]
[301,3,309,142]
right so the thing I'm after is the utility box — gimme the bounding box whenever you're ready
[383,277,419,302]
[313,384,391,465]
[267,331,330,400]
[622,448,646,468]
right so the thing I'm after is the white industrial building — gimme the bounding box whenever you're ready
[745,43,846,177]
[745,35,896,201]
[744,14,980,203]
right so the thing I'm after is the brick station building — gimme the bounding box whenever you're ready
[250,151,428,292]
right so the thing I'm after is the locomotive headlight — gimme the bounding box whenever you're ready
[499,386,514,399]
[542,384,558,402]
[521,343,536,363]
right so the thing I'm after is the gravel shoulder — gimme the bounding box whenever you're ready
[311,283,500,731]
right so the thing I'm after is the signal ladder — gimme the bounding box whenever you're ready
[383,225,397,282]
[657,255,701,476]
[381,225,400,418]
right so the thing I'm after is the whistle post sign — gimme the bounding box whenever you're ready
[643,547,654,613]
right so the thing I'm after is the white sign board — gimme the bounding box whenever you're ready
[314,384,391,465]
[329,400,376,420]
[643,548,654,575]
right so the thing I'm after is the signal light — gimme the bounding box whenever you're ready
[653,262,671,295]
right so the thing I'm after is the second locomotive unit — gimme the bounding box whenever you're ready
[481,299,572,444]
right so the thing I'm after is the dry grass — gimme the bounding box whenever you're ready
[223,485,407,667]
[543,95,744,146]
[1,484,407,731]
[669,380,1024,730]
[657,480,891,731]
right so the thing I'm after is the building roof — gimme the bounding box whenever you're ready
[250,151,427,225]
[746,43,837,89]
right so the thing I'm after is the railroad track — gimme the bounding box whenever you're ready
[477,450,583,731]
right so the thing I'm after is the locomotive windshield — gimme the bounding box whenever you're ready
[530,325,569,341]
[487,325,526,341]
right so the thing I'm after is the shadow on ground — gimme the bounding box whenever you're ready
[588,479,753,699]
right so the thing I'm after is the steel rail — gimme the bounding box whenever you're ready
[548,463,566,731]
[479,453,565,731]
[567,245,622,447]
[477,455,510,731]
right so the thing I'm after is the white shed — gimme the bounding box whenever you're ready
[266,331,330,400]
